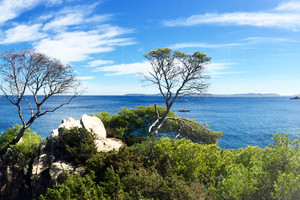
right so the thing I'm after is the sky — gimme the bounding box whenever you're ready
[0,0,299,95]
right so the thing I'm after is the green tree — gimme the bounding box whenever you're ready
[0,49,79,148]
[142,48,210,137]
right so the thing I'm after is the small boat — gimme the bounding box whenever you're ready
[178,109,190,112]
[290,96,300,100]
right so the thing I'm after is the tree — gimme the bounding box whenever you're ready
[143,48,210,136]
[0,48,80,147]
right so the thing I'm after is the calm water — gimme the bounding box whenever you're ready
[0,96,299,149]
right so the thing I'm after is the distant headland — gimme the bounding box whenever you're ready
[124,93,296,97]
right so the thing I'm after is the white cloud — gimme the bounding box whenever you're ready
[0,24,47,44]
[93,61,151,76]
[163,2,300,30]
[205,63,241,76]
[43,13,85,31]
[93,61,237,77]
[275,1,300,11]
[88,59,114,67]
[34,26,134,63]
[170,37,295,49]
[76,76,94,80]
[169,42,242,49]
[240,37,296,44]
[0,0,41,24]
[164,12,300,30]
[0,0,63,24]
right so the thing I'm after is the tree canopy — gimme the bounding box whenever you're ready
[0,48,80,147]
[142,48,210,135]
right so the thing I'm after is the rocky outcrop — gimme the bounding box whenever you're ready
[51,114,123,152]
[95,138,124,152]
[51,114,107,139]
[0,114,125,199]
[81,114,106,139]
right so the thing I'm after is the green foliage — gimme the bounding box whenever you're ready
[95,105,222,145]
[58,127,97,164]
[0,125,19,149]
[40,173,105,200]
[42,133,299,200]
[0,124,41,157]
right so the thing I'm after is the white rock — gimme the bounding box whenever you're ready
[59,117,82,130]
[95,138,124,152]
[31,154,55,179]
[51,129,59,137]
[49,161,74,181]
[81,114,106,139]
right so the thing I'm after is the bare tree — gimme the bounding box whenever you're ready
[0,49,80,146]
[143,48,210,136]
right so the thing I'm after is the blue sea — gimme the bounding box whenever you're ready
[0,95,299,149]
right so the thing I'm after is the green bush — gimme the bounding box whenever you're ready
[95,105,222,145]
[42,133,299,200]
[0,124,41,157]
[58,127,97,164]
[40,173,105,200]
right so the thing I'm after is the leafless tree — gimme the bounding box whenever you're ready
[143,48,210,136]
[0,49,80,146]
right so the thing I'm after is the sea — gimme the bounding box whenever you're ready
[0,95,299,149]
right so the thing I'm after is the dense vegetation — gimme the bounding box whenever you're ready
[40,133,300,200]
[0,107,299,200]
[94,105,222,145]
[0,124,42,158]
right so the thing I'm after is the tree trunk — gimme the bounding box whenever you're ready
[10,126,27,146]
[151,106,171,135]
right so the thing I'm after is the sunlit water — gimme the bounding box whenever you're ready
[0,96,299,149]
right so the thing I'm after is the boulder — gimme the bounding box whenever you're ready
[81,114,106,139]
[49,161,84,182]
[51,114,107,139]
[59,117,82,130]
[95,138,124,152]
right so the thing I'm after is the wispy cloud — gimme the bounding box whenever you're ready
[163,1,300,30]
[169,42,242,49]
[0,2,135,64]
[34,26,134,63]
[275,1,300,11]
[93,61,150,76]
[0,0,62,25]
[88,59,114,67]
[205,63,241,76]
[240,37,296,44]
[170,37,295,49]
[94,61,237,77]
[0,0,41,24]
[0,24,47,44]
[76,76,95,80]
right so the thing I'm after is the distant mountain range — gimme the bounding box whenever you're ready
[124,93,295,97]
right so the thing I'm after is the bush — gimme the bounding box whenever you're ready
[42,133,299,200]
[58,127,97,164]
[0,124,41,157]
[40,173,105,200]
[95,105,222,145]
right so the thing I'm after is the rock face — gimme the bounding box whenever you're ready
[51,114,107,139]
[95,138,124,152]
[81,114,106,139]
[51,114,124,152]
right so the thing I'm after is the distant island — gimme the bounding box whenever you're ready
[124,93,290,97]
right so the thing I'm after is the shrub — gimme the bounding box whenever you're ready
[40,173,105,200]
[58,127,97,164]
[0,124,41,157]
[95,105,222,145]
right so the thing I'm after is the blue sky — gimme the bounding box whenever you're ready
[0,0,299,95]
